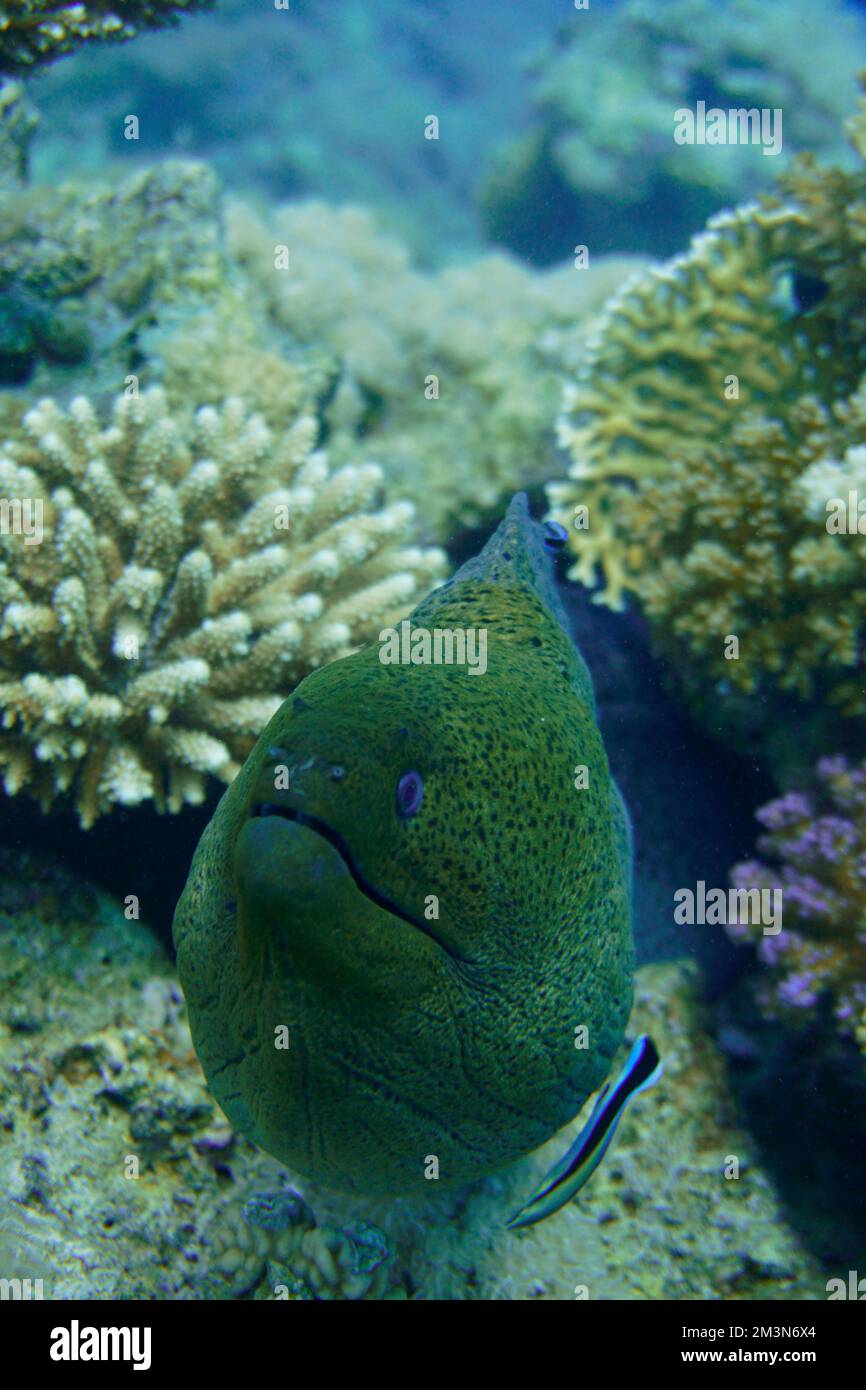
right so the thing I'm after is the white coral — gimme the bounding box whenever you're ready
[796,446,866,522]
[0,388,446,826]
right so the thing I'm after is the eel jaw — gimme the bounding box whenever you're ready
[250,802,463,961]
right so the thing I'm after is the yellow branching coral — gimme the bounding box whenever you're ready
[547,201,808,609]
[547,87,866,745]
[612,383,866,717]
[0,1,213,75]
[0,389,446,826]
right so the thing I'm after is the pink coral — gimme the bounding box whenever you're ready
[728,757,866,1049]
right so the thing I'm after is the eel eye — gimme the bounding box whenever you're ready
[396,770,424,819]
[543,519,569,552]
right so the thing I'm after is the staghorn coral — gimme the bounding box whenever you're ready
[0,388,446,826]
[228,198,644,540]
[547,92,866,748]
[0,1,213,75]
[480,0,865,263]
[728,758,866,1061]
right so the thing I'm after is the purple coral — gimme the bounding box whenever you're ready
[728,757,866,1051]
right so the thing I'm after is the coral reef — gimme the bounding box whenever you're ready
[728,757,866,1060]
[24,0,564,260]
[207,1191,398,1301]
[0,844,824,1298]
[0,131,333,459]
[0,153,229,399]
[0,0,856,1312]
[0,388,445,825]
[0,1,213,75]
[0,104,643,544]
[229,198,645,539]
[556,377,866,735]
[0,79,38,191]
[547,93,866,760]
[548,200,807,609]
[480,0,865,262]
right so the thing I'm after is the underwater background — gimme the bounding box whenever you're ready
[0,0,865,1300]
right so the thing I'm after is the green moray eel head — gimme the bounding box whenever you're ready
[234,664,477,974]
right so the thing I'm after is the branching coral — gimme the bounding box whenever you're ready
[728,758,866,1059]
[548,200,808,609]
[570,380,866,723]
[0,388,446,826]
[547,90,866,736]
[480,0,865,262]
[228,198,644,540]
[0,1,213,75]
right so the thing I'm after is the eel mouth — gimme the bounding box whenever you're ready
[251,802,464,961]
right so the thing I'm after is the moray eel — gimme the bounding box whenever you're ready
[173,493,635,1201]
